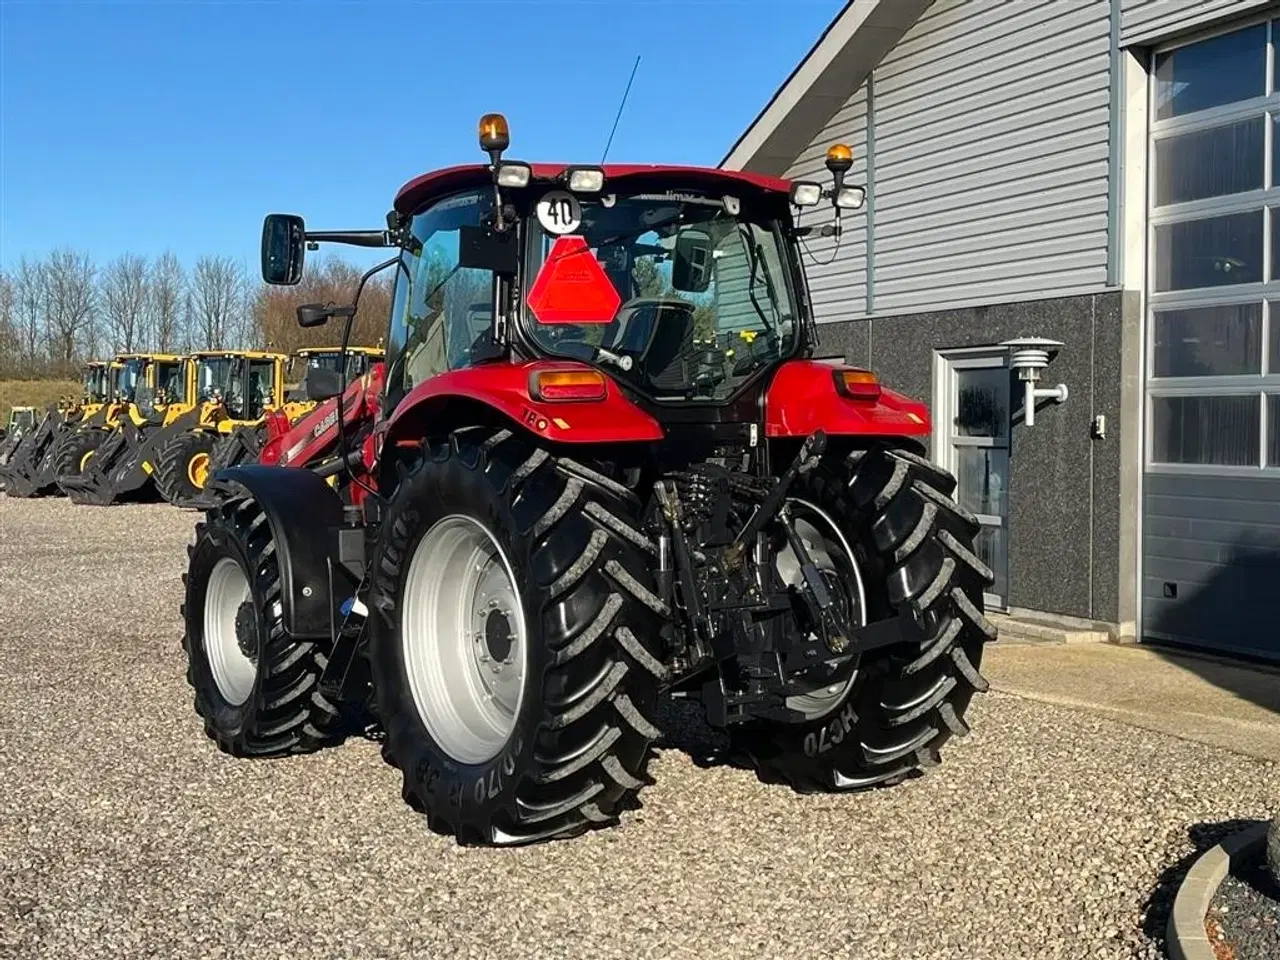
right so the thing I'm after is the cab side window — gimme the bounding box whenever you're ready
[388,188,497,400]
[248,360,276,417]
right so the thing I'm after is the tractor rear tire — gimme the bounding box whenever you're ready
[727,442,996,791]
[156,430,218,504]
[180,493,344,756]
[367,426,669,846]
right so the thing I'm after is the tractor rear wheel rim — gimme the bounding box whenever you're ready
[402,514,528,765]
[204,557,257,706]
[775,498,867,721]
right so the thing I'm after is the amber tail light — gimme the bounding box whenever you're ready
[530,369,608,402]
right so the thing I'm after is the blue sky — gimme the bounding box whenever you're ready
[0,0,843,275]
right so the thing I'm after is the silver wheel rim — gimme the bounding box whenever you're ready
[775,498,867,720]
[402,514,528,765]
[204,556,257,706]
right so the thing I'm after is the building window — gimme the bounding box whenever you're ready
[1147,17,1280,473]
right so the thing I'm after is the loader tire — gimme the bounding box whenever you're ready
[180,493,344,756]
[156,430,218,504]
[367,426,669,846]
[55,429,106,484]
[727,442,996,792]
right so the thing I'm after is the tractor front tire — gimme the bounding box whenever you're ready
[367,426,669,846]
[156,430,218,504]
[727,442,996,791]
[180,493,344,756]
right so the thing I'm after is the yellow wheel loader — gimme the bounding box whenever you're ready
[57,353,191,504]
[200,345,385,487]
[0,360,112,497]
[153,350,302,507]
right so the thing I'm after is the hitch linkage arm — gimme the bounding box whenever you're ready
[724,429,827,569]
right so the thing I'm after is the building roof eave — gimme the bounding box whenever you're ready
[720,0,936,176]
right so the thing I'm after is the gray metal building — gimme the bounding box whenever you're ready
[723,0,1280,662]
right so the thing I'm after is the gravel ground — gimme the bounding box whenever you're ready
[2,494,1279,960]
[1209,860,1280,960]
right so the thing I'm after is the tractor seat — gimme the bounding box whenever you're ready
[622,300,697,394]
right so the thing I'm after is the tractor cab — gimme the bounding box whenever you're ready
[4,407,36,437]
[192,351,285,422]
[150,354,189,408]
[84,362,110,406]
[286,346,384,401]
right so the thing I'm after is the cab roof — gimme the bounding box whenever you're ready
[190,349,285,360]
[393,163,794,217]
[295,346,384,355]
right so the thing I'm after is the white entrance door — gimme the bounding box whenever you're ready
[933,347,1011,609]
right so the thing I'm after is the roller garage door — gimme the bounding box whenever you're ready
[1142,15,1280,662]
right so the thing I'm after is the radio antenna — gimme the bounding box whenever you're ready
[601,55,641,164]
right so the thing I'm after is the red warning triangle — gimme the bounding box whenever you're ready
[526,235,621,324]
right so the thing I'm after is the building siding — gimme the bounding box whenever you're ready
[1120,0,1273,47]
[781,85,870,325]
[871,0,1113,315]
[1142,472,1280,661]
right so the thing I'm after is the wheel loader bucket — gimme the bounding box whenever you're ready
[58,418,167,506]
[0,408,66,497]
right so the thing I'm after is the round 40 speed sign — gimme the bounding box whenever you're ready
[536,190,583,235]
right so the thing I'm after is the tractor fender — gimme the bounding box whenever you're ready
[382,360,664,449]
[207,464,346,639]
[763,359,931,439]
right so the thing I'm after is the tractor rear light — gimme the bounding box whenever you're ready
[790,181,823,207]
[565,167,606,193]
[833,368,881,401]
[496,162,532,188]
[530,369,608,402]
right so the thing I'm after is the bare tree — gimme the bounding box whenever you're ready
[14,256,45,368]
[44,248,97,371]
[101,253,150,352]
[190,255,246,349]
[149,251,185,352]
[253,255,392,354]
[0,270,15,379]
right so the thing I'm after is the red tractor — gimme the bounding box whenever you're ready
[181,114,996,847]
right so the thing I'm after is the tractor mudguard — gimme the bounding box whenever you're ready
[206,464,346,639]
[763,359,932,439]
[382,360,663,449]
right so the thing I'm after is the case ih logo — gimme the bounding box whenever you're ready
[312,409,339,439]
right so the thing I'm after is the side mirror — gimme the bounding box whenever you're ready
[262,213,306,285]
[672,229,713,293]
[303,365,344,402]
[296,302,354,329]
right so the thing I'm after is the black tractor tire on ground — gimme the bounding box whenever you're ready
[726,441,997,792]
[180,493,346,756]
[367,426,670,846]
[155,430,218,505]
[54,429,107,486]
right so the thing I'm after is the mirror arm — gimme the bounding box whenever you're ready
[304,230,396,249]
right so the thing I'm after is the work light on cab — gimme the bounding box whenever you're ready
[564,167,606,193]
[495,162,532,188]
[790,182,823,207]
